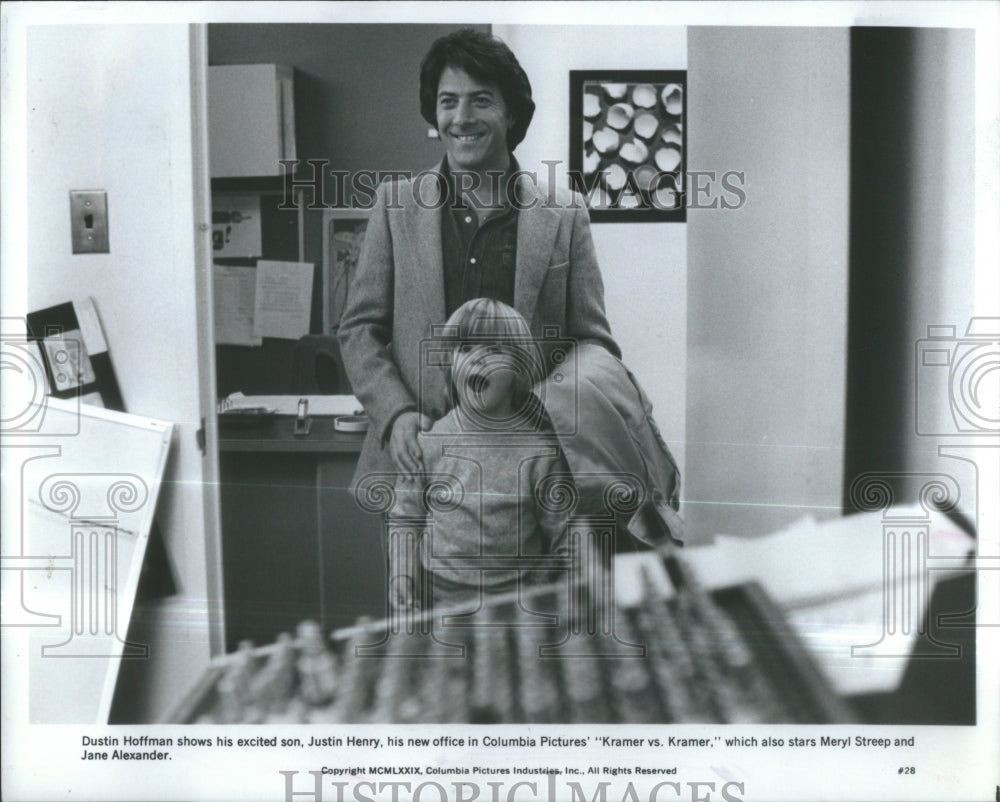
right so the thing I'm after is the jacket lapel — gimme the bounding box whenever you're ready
[401,166,560,328]
[513,177,560,327]
[402,170,446,324]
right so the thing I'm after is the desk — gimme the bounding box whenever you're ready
[218,416,385,652]
[682,506,977,722]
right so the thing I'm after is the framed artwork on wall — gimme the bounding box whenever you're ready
[569,70,686,222]
[322,208,370,333]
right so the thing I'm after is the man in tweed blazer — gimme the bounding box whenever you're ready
[338,28,618,485]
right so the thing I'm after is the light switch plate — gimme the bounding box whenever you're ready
[70,190,109,254]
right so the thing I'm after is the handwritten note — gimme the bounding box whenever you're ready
[213,265,261,346]
[252,260,314,340]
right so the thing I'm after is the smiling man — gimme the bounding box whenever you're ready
[339,27,619,484]
[435,65,511,184]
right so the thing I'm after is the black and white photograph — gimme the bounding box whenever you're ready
[1,2,998,802]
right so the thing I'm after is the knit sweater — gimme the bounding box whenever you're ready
[391,408,570,592]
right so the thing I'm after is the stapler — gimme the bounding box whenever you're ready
[293,397,312,436]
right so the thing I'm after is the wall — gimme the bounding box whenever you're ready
[685,27,977,542]
[23,24,218,722]
[844,28,977,507]
[899,27,977,497]
[494,24,689,483]
[685,28,851,541]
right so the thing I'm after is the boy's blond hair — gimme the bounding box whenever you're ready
[439,298,544,414]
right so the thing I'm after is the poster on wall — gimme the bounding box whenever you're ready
[322,208,369,333]
[569,70,686,222]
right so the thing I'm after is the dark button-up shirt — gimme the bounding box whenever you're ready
[440,161,519,317]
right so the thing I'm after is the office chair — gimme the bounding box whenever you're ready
[288,335,351,395]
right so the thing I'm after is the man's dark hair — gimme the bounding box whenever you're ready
[419,28,536,151]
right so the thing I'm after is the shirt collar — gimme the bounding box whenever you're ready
[441,156,522,212]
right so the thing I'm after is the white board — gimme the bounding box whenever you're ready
[3,396,172,723]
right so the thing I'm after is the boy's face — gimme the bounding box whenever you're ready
[453,342,519,421]
[436,66,512,174]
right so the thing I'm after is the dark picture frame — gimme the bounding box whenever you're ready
[569,70,687,222]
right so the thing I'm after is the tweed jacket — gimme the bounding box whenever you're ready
[338,162,619,485]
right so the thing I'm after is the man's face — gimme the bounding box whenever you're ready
[436,66,512,174]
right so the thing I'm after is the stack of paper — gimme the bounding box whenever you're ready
[219,392,362,417]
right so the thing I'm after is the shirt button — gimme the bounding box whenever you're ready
[464,216,472,223]
[469,257,477,265]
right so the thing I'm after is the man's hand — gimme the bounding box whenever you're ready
[388,410,433,479]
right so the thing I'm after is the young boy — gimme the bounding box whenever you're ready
[389,298,571,609]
